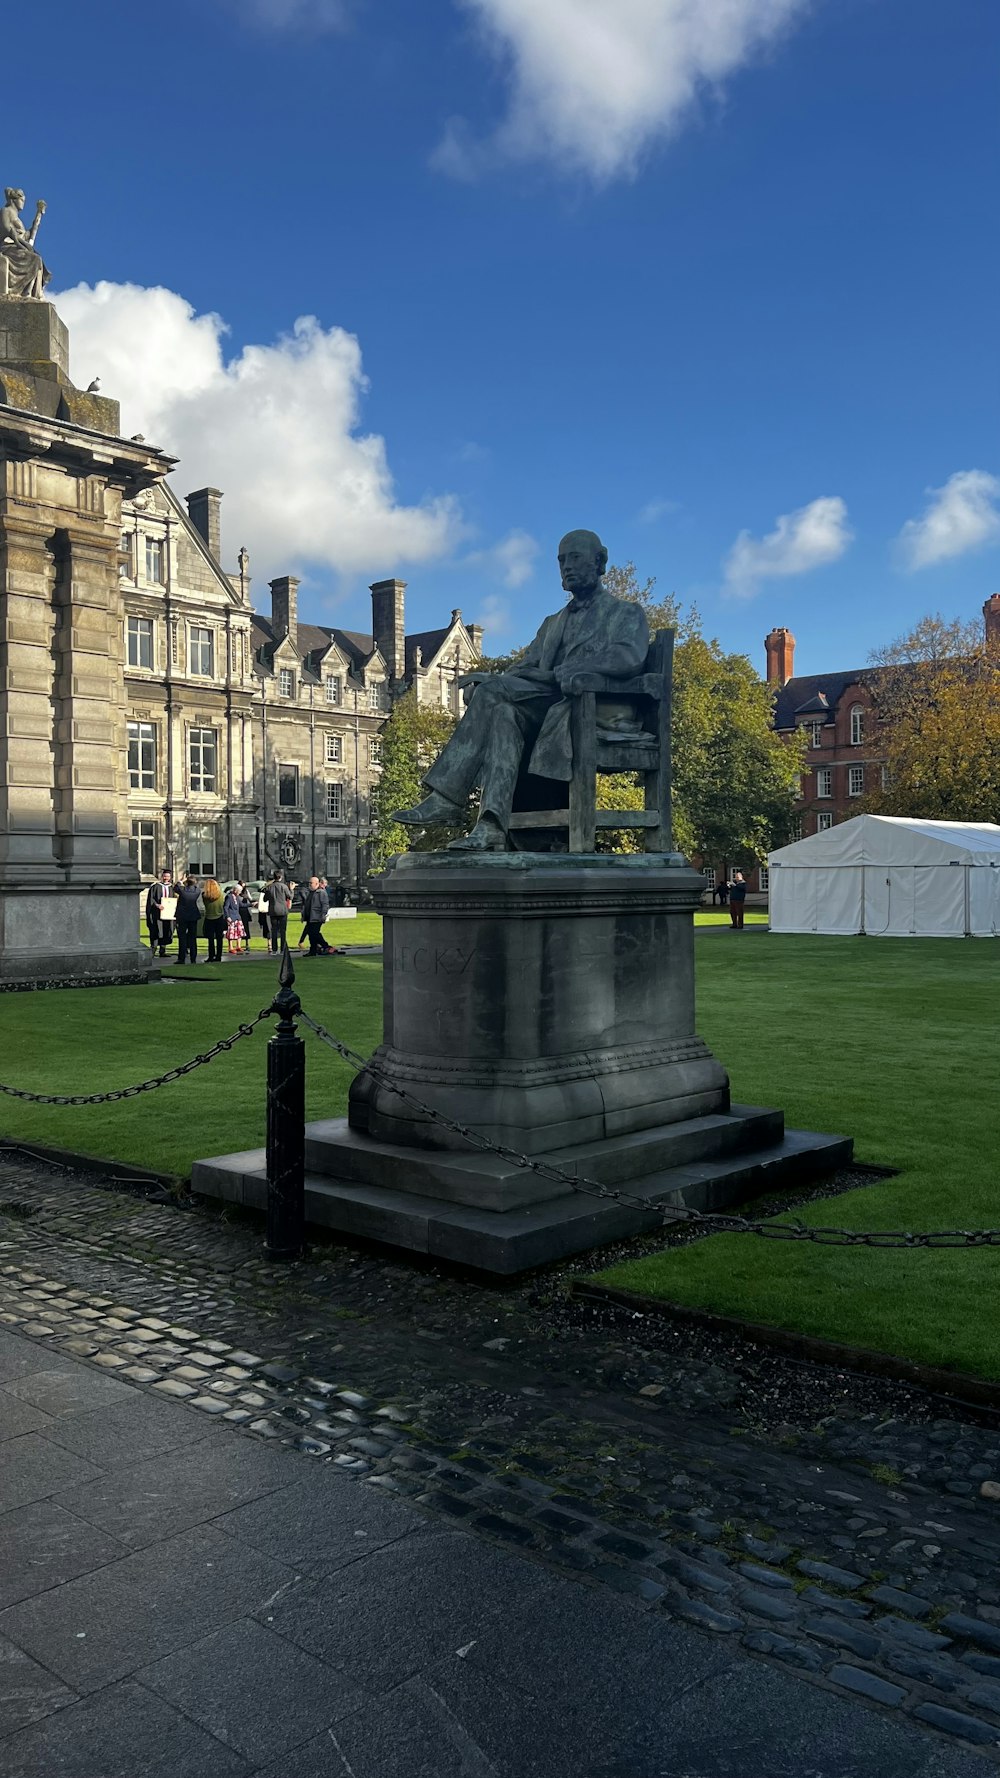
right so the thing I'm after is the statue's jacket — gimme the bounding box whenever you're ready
[514,589,649,782]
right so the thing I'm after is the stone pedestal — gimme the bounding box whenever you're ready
[348,852,729,1154]
[194,851,852,1273]
[0,366,175,985]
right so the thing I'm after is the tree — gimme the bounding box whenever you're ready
[370,693,473,869]
[862,613,1000,822]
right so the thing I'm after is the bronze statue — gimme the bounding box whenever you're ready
[0,189,48,299]
[394,529,649,852]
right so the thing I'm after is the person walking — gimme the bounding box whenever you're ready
[729,870,747,930]
[263,870,292,953]
[717,875,730,908]
[223,885,245,955]
[301,875,331,955]
[174,876,203,964]
[202,878,225,963]
[144,868,174,958]
[236,881,253,948]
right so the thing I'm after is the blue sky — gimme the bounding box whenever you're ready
[11,0,999,675]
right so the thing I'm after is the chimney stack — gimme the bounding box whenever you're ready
[469,622,484,658]
[984,595,1000,648]
[764,626,796,685]
[270,575,299,650]
[370,577,406,683]
[186,488,223,562]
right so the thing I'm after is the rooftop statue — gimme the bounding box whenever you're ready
[0,189,49,299]
[394,528,650,852]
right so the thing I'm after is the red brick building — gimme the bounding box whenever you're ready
[700,596,1000,904]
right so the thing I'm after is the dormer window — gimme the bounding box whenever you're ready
[325,675,342,706]
[808,720,822,749]
[368,682,384,712]
[145,537,165,585]
[850,705,864,746]
[279,668,295,698]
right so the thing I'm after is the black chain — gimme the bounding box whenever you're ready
[0,1008,274,1106]
[298,1011,1000,1250]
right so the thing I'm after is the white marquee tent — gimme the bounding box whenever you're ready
[767,815,1000,937]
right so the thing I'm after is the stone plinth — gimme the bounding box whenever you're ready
[0,299,120,431]
[348,852,729,1154]
[193,851,852,1273]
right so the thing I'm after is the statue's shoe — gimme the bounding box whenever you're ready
[447,819,509,853]
[392,793,461,826]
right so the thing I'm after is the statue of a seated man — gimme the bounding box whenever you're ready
[0,189,48,299]
[394,529,650,852]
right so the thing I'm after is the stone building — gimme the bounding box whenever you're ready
[120,482,484,888]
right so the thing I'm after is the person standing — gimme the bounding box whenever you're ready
[236,881,253,948]
[718,875,730,908]
[202,878,225,963]
[263,870,292,953]
[301,876,331,955]
[145,868,174,958]
[224,885,245,955]
[729,870,747,930]
[174,876,203,964]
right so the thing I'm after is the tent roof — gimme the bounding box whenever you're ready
[769,814,1000,868]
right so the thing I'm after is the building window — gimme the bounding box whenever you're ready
[130,820,156,877]
[808,720,823,749]
[189,626,214,677]
[790,817,802,841]
[127,615,154,670]
[325,675,342,705]
[278,763,299,808]
[326,782,344,821]
[817,812,834,831]
[120,531,135,580]
[368,682,384,712]
[759,865,770,892]
[850,705,864,747]
[849,764,865,797]
[369,737,382,765]
[325,733,342,764]
[189,727,217,793]
[816,766,833,798]
[703,867,716,890]
[188,824,216,876]
[326,837,343,877]
[145,537,165,585]
[127,720,156,791]
[881,764,890,791]
[279,668,295,698]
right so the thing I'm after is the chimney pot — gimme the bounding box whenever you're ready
[186,487,223,562]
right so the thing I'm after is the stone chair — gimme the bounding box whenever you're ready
[507,626,674,853]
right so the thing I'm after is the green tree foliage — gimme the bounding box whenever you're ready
[370,692,469,868]
[862,614,1000,822]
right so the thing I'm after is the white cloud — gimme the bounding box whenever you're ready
[462,527,540,590]
[437,0,810,181]
[471,592,514,640]
[723,495,852,598]
[229,0,351,30]
[638,495,679,524]
[54,282,461,583]
[898,469,1000,571]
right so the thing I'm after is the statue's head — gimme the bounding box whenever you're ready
[558,529,608,599]
[4,189,25,210]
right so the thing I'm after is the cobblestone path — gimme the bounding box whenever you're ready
[2,1153,1000,1762]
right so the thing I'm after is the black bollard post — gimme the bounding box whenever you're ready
[265,943,306,1261]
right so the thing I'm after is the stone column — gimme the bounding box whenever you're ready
[0,489,58,877]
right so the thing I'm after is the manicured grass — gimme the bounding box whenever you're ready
[592,934,1000,1381]
[140,911,385,954]
[0,955,382,1178]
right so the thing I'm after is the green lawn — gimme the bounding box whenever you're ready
[593,934,1000,1381]
[0,955,382,1178]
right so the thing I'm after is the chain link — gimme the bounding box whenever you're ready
[298,1010,1000,1250]
[0,1008,274,1106]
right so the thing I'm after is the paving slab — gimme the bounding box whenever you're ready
[0,1390,54,1442]
[0,1433,104,1514]
[0,1678,250,1778]
[139,1619,366,1763]
[213,1469,430,1574]
[4,1365,134,1417]
[0,1522,293,1694]
[0,1498,126,1611]
[52,1430,301,1550]
[0,1631,76,1739]
[39,1391,206,1469]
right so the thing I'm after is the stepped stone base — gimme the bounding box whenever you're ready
[192,1107,852,1276]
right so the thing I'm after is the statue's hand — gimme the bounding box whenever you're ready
[558,671,604,695]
